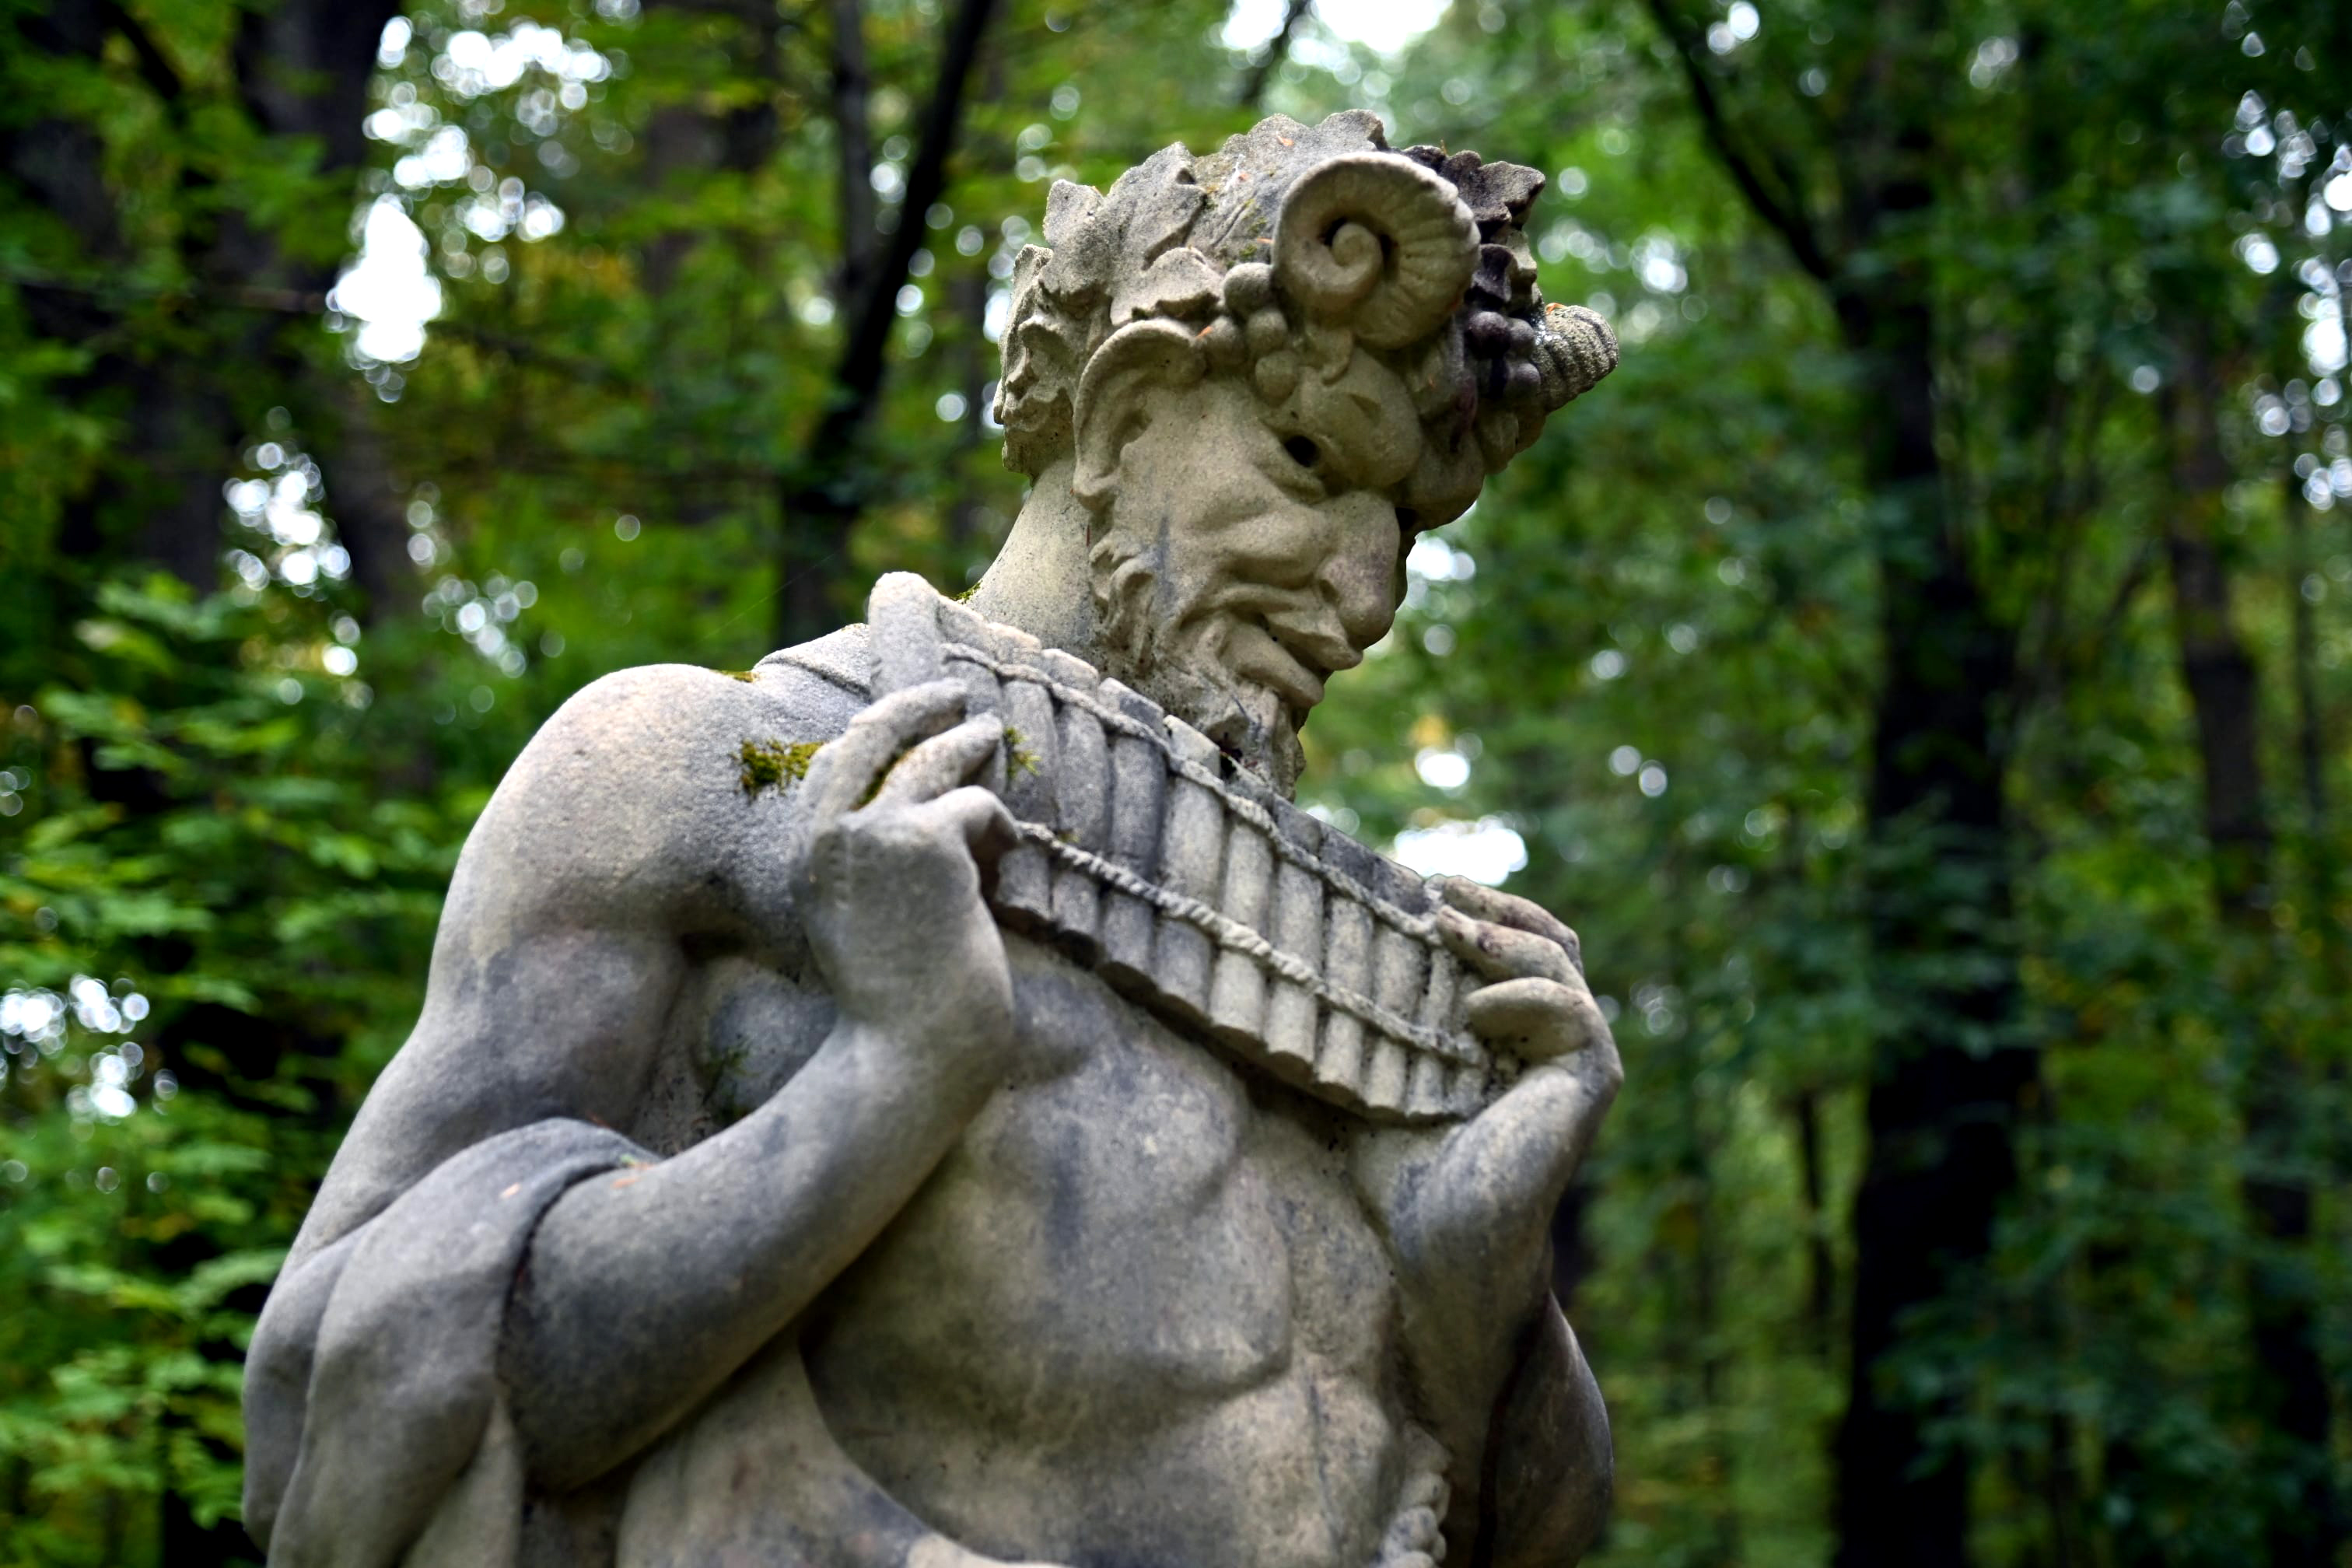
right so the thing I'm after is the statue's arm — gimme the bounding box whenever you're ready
[1360,877,1621,1562]
[485,674,1020,1490]
[505,1008,1006,1489]
[1380,1060,1617,1562]
[291,667,1017,1495]
[1481,1296,1613,1567]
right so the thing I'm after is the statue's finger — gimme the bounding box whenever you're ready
[1435,906,1578,986]
[1384,1506,1441,1554]
[913,786,1019,870]
[870,716,1005,806]
[802,680,966,818]
[1433,876,1580,971]
[1462,976,1606,1062]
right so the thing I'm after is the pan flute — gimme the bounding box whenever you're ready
[864,572,1513,1126]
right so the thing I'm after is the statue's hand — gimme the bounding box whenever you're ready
[800,680,1020,1070]
[1355,880,1619,1524]
[1371,877,1619,1286]
[1433,875,1622,1159]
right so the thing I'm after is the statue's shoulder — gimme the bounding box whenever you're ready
[511,624,873,784]
[451,625,874,912]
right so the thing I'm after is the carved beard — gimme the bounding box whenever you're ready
[1088,529,1308,797]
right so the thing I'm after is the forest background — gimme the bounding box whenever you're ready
[2,0,2349,1563]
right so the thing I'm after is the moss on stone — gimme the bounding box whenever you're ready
[740,737,822,798]
[1003,725,1041,782]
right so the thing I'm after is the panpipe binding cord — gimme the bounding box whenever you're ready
[857,574,1494,1125]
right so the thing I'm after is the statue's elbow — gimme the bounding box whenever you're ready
[1490,1304,1614,1567]
[1560,1437,1614,1563]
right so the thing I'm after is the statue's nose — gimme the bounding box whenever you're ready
[1316,495,1400,654]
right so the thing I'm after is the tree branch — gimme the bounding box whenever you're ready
[1640,0,1836,284]
[775,0,1000,643]
[1237,0,1312,111]
[826,0,995,414]
[7,267,622,382]
[97,0,187,108]
[828,0,876,303]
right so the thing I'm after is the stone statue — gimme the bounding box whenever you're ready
[243,110,1622,1568]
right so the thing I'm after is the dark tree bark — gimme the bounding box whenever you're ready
[1833,264,2030,1568]
[1643,4,2037,1562]
[2158,341,2340,1568]
[828,0,877,306]
[775,0,999,648]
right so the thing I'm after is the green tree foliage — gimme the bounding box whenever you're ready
[2,1,2347,1564]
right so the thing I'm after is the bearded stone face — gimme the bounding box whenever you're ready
[1083,373,1421,793]
[985,116,1615,794]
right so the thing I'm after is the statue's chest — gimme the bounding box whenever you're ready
[815,936,1392,1399]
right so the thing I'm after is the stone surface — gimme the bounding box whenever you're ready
[244,110,1622,1568]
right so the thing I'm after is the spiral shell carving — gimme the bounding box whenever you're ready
[1272,154,1479,349]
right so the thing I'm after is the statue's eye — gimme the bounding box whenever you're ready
[1282,436,1321,471]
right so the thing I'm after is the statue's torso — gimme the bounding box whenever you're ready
[660,933,1412,1568]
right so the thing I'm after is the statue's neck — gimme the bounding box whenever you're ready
[964,459,1107,667]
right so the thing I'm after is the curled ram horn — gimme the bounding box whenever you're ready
[1272,153,1479,350]
[1531,303,1619,410]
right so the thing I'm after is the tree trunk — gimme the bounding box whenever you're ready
[1643,5,2038,1552]
[828,0,877,307]
[1828,16,2034,1564]
[2159,345,2339,1568]
[1832,275,2032,1568]
[7,7,393,1559]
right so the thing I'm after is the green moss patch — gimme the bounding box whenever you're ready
[1003,725,1041,782]
[740,737,822,798]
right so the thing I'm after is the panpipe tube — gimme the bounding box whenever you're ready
[1207,768,1278,1047]
[1097,680,1168,992]
[1314,832,1383,1106]
[1362,858,1430,1118]
[1264,800,1327,1082]
[1408,950,1461,1121]
[993,659,1061,930]
[869,573,947,695]
[1045,652,1111,957]
[1152,717,1228,1026]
